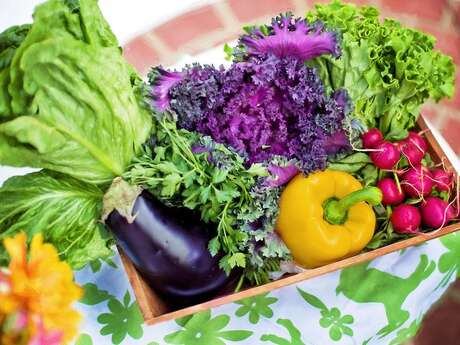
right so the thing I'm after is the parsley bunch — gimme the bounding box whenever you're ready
[125,118,288,282]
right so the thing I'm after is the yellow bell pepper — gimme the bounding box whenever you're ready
[276,170,382,268]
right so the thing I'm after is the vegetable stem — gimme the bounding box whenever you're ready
[323,187,382,225]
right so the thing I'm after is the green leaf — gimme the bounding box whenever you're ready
[212,169,229,184]
[89,259,102,273]
[80,283,113,305]
[361,164,379,187]
[246,163,269,176]
[219,330,253,341]
[199,185,212,203]
[208,236,221,256]
[0,171,112,269]
[328,153,371,173]
[297,287,328,311]
[228,252,246,268]
[161,173,182,197]
[1,0,151,184]
[0,24,31,116]
[156,162,180,174]
[385,127,409,141]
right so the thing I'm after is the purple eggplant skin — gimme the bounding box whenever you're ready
[106,190,235,307]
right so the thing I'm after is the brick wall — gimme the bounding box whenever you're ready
[123,0,460,156]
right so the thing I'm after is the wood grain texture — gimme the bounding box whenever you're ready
[119,249,169,320]
[120,116,460,325]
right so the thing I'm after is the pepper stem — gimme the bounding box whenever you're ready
[323,187,382,225]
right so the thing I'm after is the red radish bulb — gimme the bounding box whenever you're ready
[407,131,428,153]
[399,140,425,166]
[401,165,434,198]
[370,141,400,170]
[391,204,421,234]
[362,128,384,149]
[420,196,458,228]
[377,178,405,205]
[431,168,453,192]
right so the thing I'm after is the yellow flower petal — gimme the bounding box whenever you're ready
[1,232,82,344]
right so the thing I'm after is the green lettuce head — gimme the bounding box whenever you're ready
[0,0,152,185]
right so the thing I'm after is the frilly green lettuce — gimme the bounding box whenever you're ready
[307,0,455,136]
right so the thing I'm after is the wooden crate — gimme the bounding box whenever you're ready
[119,116,460,325]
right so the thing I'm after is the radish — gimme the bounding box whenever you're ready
[398,131,427,166]
[377,178,405,205]
[362,128,383,149]
[370,141,400,170]
[406,131,428,153]
[401,165,434,198]
[420,196,458,228]
[399,141,425,166]
[391,204,421,234]
[431,168,453,192]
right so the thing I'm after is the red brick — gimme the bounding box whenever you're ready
[153,5,223,51]
[381,0,447,22]
[122,36,159,75]
[229,0,294,23]
[441,115,460,153]
[453,2,460,25]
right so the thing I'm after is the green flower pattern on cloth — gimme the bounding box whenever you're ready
[72,232,459,345]
[438,232,460,288]
[297,288,354,341]
[260,319,305,345]
[164,310,253,344]
[234,293,278,324]
[97,291,144,344]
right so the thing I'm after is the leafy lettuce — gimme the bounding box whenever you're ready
[0,171,112,268]
[0,0,151,184]
[0,0,152,267]
[0,24,30,115]
[307,1,455,137]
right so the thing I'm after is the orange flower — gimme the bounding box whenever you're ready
[0,233,82,344]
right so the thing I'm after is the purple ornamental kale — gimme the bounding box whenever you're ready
[159,56,349,172]
[234,13,340,62]
[148,13,350,173]
[148,67,183,112]
[169,64,225,131]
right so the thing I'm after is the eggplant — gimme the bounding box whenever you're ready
[106,190,235,307]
